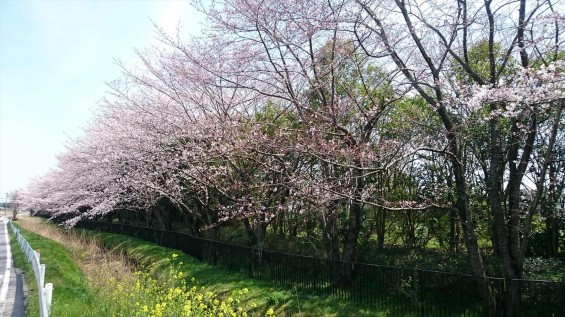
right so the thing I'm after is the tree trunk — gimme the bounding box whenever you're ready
[406,211,416,248]
[375,207,386,249]
[449,208,459,252]
[320,200,341,285]
[442,105,493,314]
[321,200,340,260]
[256,222,267,252]
[546,216,559,257]
[243,217,257,246]
[489,111,521,316]
[545,163,560,258]
[341,167,364,264]
[340,167,365,286]
[254,221,268,279]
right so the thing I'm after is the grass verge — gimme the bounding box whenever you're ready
[11,216,266,317]
[12,216,393,316]
[77,229,393,317]
[9,221,99,317]
[8,226,39,316]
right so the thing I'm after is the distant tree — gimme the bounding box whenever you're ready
[8,190,22,220]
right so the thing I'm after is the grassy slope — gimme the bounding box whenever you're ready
[10,217,394,317]
[79,229,396,317]
[9,217,563,316]
[9,223,100,317]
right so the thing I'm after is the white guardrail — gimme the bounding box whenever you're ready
[7,220,53,317]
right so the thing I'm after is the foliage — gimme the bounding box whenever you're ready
[19,1,565,305]
[97,253,264,317]
[84,228,392,316]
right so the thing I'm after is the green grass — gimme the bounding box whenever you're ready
[9,226,40,316]
[10,217,394,316]
[77,229,395,317]
[9,223,99,317]
[11,217,562,316]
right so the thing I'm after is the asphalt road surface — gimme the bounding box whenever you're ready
[0,218,26,317]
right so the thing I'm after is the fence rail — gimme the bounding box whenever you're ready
[77,221,565,317]
[8,220,53,317]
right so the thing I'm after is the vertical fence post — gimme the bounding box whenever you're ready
[417,269,423,316]
[45,282,53,314]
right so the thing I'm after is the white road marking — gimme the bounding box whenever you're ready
[0,269,10,314]
[0,219,13,315]
[5,222,11,270]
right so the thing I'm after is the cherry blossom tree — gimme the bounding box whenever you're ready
[183,0,417,267]
[20,4,564,311]
[354,0,564,313]
[7,190,22,220]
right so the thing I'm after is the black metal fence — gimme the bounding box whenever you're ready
[75,221,565,317]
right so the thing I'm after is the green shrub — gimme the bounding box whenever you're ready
[97,253,274,317]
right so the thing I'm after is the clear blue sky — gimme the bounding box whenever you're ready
[0,0,205,198]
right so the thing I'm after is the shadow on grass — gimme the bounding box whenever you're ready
[9,224,100,317]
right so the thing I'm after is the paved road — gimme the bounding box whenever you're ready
[0,219,26,317]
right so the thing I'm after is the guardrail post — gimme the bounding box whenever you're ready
[38,263,46,315]
[45,283,53,313]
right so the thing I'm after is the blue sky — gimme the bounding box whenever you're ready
[0,0,205,198]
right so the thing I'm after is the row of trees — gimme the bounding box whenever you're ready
[23,0,564,315]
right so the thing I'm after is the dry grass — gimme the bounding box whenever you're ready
[15,215,134,291]
[13,217,267,316]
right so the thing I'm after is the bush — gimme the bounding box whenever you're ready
[98,253,274,317]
